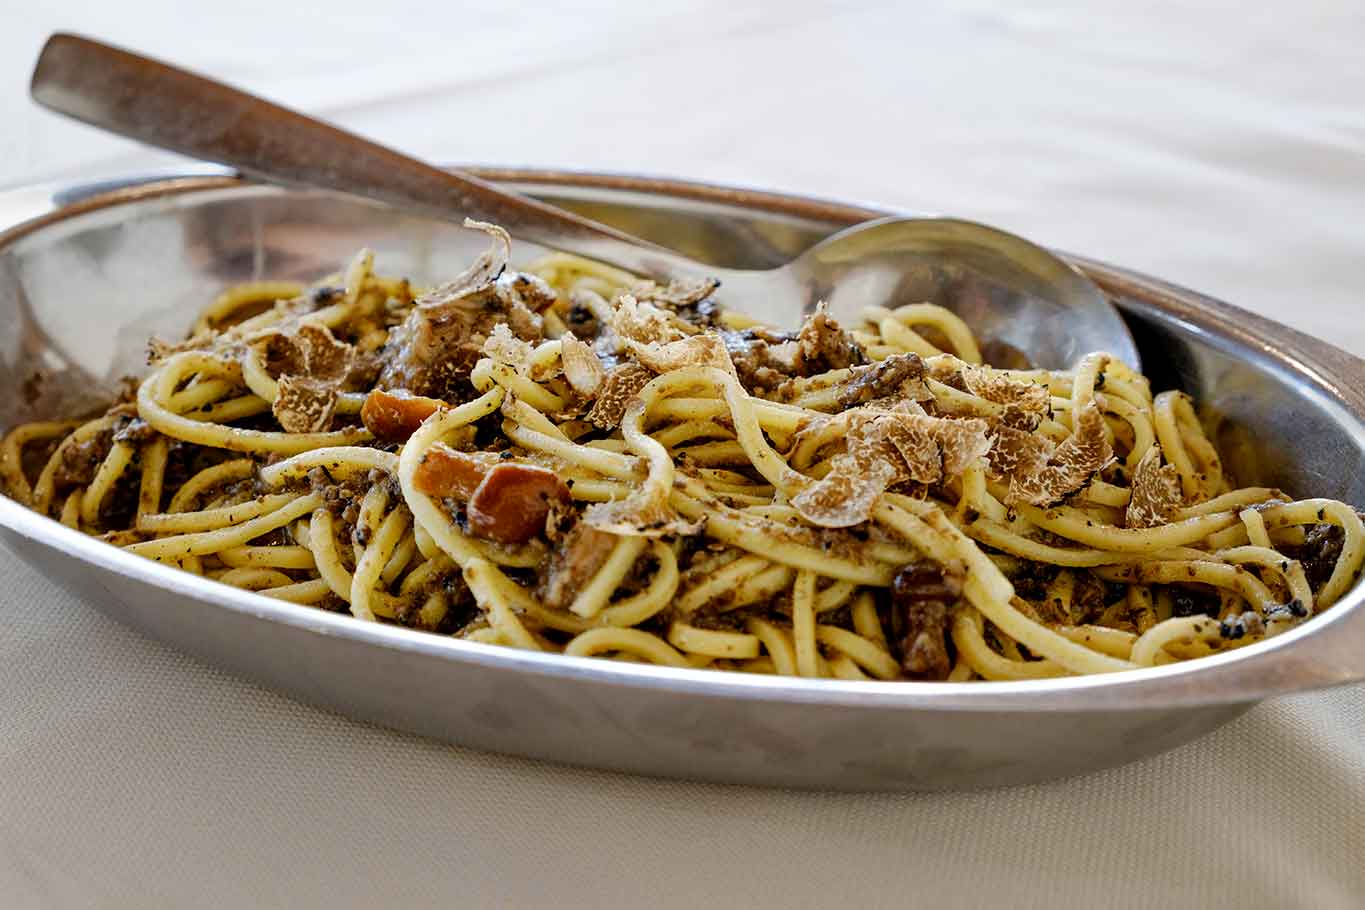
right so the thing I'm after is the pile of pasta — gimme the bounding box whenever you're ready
[3,221,1362,681]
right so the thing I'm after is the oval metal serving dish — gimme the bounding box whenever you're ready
[2,169,1363,791]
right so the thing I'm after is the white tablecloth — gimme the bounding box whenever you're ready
[3,3,1363,907]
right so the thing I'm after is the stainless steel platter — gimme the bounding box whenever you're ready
[2,169,1362,790]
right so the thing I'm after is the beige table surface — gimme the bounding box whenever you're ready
[2,2,1363,907]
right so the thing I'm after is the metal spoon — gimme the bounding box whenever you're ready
[29,33,1139,369]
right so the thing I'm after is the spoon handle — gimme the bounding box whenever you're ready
[30,33,702,278]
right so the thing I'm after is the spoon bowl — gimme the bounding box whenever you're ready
[724,215,1140,368]
[30,32,1139,370]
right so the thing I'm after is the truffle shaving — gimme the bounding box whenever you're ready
[376,223,542,398]
[788,408,990,527]
[829,353,930,409]
[626,334,736,378]
[482,323,534,372]
[631,277,720,311]
[986,422,1053,481]
[274,376,338,433]
[609,295,685,346]
[791,454,896,528]
[585,364,655,430]
[1007,402,1114,507]
[854,411,992,486]
[794,303,866,374]
[719,329,800,394]
[445,219,511,292]
[255,322,355,434]
[559,333,606,396]
[1124,445,1183,528]
[582,487,703,538]
[867,417,942,484]
[958,363,1050,415]
[497,270,557,314]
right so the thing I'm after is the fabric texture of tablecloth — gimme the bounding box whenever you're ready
[2,3,1363,907]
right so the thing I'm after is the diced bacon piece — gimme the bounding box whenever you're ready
[467,463,574,545]
[361,389,445,441]
[411,443,491,500]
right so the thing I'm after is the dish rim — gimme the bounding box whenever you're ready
[1,166,1363,712]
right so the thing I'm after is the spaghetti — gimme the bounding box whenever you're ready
[3,219,1362,681]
